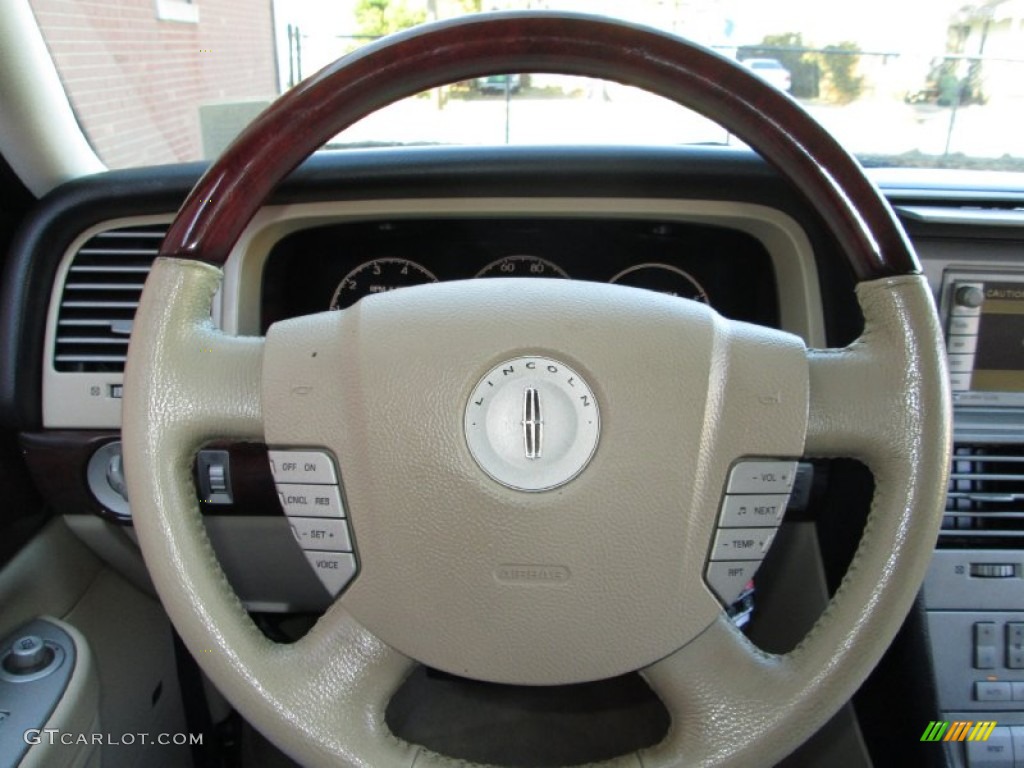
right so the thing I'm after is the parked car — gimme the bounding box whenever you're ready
[742,58,793,92]
[475,74,522,94]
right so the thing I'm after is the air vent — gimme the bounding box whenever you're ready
[941,444,1024,547]
[53,225,166,372]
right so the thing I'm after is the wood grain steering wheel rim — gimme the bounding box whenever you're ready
[123,11,952,767]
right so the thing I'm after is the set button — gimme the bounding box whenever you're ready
[289,518,352,552]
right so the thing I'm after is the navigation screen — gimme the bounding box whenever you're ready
[972,281,1024,392]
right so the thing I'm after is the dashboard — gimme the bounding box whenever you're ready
[4,146,1024,766]
[259,216,779,328]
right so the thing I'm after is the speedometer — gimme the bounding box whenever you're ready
[330,258,438,310]
[475,255,569,279]
[609,263,709,304]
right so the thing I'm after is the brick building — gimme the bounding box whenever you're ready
[30,0,278,168]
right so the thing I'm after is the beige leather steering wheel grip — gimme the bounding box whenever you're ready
[122,12,952,767]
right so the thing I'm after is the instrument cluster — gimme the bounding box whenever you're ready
[260,217,779,329]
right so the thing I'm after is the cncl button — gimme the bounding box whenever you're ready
[277,484,345,518]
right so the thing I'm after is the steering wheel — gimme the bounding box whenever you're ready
[122,12,951,767]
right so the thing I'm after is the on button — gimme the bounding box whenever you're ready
[268,450,338,485]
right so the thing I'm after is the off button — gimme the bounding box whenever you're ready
[267,450,338,484]
[277,483,345,518]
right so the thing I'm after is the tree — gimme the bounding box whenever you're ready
[738,33,820,98]
[355,0,427,39]
[820,42,864,104]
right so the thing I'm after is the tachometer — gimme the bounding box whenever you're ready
[330,258,438,310]
[609,263,709,304]
[475,255,569,279]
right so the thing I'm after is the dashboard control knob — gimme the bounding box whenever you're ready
[106,451,129,501]
[3,635,53,675]
[969,563,1017,578]
[955,285,984,309]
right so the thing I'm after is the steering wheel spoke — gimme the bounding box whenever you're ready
[124,258,263,447]
[805,275,951,466]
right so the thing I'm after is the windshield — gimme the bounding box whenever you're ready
[27,0,1024,172]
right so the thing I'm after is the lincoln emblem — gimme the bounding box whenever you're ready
[522,387,543,459]
[464,356,600,492]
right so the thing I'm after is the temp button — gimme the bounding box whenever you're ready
[710,527,777,561]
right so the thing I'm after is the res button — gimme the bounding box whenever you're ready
[277,484,345,518]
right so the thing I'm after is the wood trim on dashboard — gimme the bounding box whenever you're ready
[20,432,283,524]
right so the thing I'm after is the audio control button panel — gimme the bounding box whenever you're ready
[704,459,805,606]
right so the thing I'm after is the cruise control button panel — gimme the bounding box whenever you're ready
[269,448,356,597]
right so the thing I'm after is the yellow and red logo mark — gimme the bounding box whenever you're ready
[920,721,997,742]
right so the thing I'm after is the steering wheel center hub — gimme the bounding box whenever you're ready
[465,356,600,492]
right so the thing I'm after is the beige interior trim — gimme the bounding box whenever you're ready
[0,519,102,639]
[44,200,822,429]
[0,0,104,195]
[40,214,189,430]
[224,197,825,346]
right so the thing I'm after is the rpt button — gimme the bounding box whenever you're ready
[727,461,798,494]
[267,450,338,484]
[277,483,345,518]
[711,528,777,561]
[705,561,760,605]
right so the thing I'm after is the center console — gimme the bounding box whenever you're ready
[924,268,1024,767]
